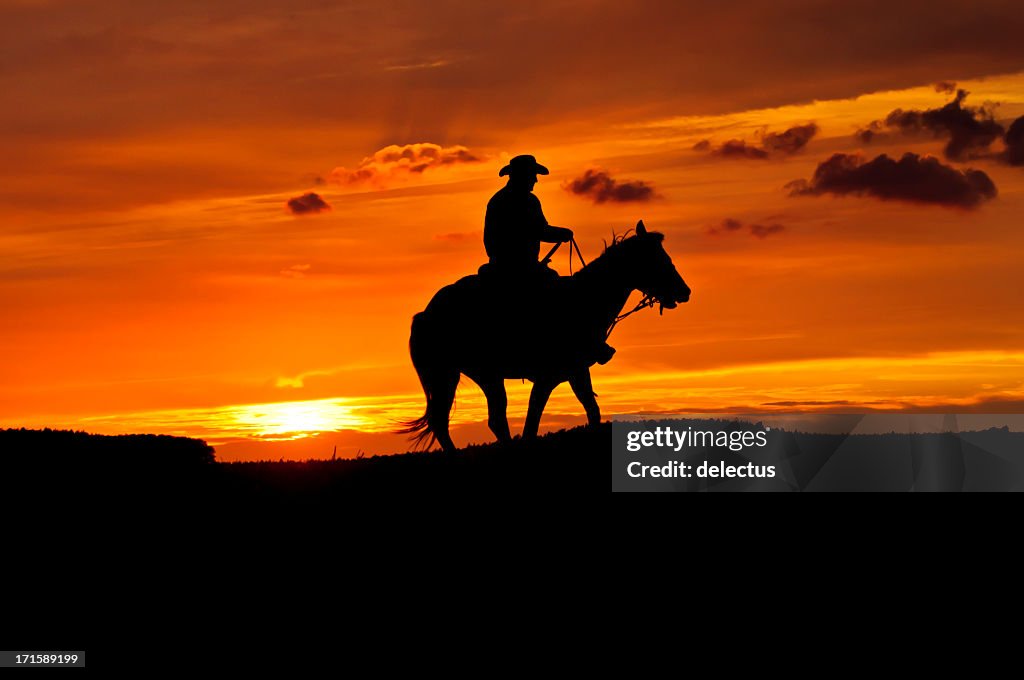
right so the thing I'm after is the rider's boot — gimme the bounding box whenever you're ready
[594,341,616,365]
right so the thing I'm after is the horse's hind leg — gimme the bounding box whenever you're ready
[429,371,459,452]
[475,376,512,444]
[569,368,601,427]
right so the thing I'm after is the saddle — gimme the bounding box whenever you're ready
[423,262,609,374]
[473,262,568,316]
[420,263,570,365]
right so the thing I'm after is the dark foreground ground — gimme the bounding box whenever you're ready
[3,422,1023,514]
[1,426,613,656]
[0,425,609,516]
[6,422,1019,661]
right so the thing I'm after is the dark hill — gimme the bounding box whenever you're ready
[0,425,610,514]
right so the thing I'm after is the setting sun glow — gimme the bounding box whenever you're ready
[230,400,369,440]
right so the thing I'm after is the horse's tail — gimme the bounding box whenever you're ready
[397,311,459,450]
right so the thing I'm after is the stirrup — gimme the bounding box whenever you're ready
[595,343,616,365]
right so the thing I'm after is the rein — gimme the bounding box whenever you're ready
[570,238,586,274]
[541,237,587,273]
[605,294,659,339]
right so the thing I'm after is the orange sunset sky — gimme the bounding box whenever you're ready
[3,0,1023,460]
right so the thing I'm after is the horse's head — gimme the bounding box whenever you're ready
[621,220,691,308]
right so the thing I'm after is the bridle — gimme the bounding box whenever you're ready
[605,294,662,340]
[543,238,671,339]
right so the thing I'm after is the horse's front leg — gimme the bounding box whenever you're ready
[524,378,558,439]
[569,368,601,427]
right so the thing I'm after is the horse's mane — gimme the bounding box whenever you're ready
[602,228,664,252]
[572,228,664,280]
[603,229,635,251]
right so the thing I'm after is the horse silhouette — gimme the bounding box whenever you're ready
[401,220,691,451]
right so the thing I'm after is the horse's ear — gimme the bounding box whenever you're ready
[636,220,647,236]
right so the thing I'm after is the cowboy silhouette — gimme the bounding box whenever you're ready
[481,154,615,364]
[484,154,571,273]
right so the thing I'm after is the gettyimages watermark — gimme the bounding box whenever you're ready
[624,423,775,480]
[612,414,1024,492]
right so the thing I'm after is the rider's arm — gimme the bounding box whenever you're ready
[533,196,573,243]
[541,225,573,243]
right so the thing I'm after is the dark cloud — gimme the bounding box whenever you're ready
[855,90,1003,161]
[761,123,819,154]
[749,223,785,238]
[707,218,785,238]
[933,80,958,94]
[563,169,658,203]
[331,143,484,186]
[713,139,770,159]
[786,152,997,209]
[286,192,330,215]
[699,123,817,160]
[1003,116,1024,166]
[854,120,886,145]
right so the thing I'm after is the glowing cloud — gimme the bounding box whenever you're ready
[330,143,485,188]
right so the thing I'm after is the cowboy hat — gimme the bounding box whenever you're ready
[499,154,549,177]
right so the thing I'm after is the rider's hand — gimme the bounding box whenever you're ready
[557,227,574,242]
